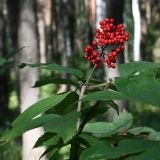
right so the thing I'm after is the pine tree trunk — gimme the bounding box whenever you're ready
[17,0,45,159]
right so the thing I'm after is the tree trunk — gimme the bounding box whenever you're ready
[17,0,45,159]
[36,0,46,63]
[51,0,58,57]
[105,0,126,121]
[132,0,141,61]
[146,0,151,24]
[62,0,72,61]
[96,0,106,28]
[45,0,52,60]
[0,0,9,127]
[57,0,72,93]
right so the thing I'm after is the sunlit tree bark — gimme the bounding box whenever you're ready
[132,0,141,61]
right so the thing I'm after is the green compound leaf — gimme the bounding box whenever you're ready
[18,63,84,79]
[83,111,133,138]
[118,61,160,78]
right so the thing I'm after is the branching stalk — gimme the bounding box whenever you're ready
[76,65,96,129]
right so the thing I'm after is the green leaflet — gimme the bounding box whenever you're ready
[118,61,160,78]
[80,139,160,160]
[83,111,133,138]
[19,62,84,79]
[83,90,126,101]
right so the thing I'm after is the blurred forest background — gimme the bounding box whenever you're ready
[0,0,160,159]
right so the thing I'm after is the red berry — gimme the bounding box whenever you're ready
[105,40,108,44]
[125,37,129,41]
[109,23,113,27]
[125,33,129,37]
[96,29,100,33]
[92,50,97,56]
[99,51,103,55]
[110,18,115,23]
[92,40,97,46]
[91,59,96,63]
[96,64,101,68]
[112,51,117,56]
[111,63,116,68]
[118,24,123,28]
[105,18,109,23]
[99,21,104,25]
[96,56,101,62]
[106,27,110,31]
[87,45,92,51]
[121,46,125,50]
[108,53,112,59]
[116,48,121,53]
[119,39,124,44]
[105,58,111,65]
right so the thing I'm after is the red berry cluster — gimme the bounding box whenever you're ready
[83,18,129,68]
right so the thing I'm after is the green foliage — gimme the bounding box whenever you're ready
[0,56,14,70]
[0,57,7,66]
[0,47,26,71]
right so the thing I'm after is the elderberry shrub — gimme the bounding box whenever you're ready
[83,18,129,68]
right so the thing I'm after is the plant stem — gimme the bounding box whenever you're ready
[76,65,96,129]
[69,139,79,160]
[87,82,109,89]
